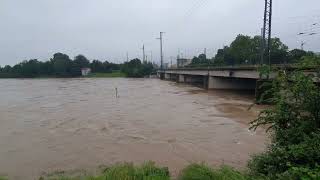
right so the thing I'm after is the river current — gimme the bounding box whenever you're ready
[0,78,267,179]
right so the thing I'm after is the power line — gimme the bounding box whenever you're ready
[183,0,209,19]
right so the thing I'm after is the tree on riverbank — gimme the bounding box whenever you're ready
[249,70,320,179]
[184,34,318,67]
[121,58,154,78]
[0,53,122,78]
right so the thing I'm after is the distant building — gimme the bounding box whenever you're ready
[177,58,192,68]
[170,64,177,69]
[81,68,91,76]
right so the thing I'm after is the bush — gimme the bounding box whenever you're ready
[41,162,169,180]
[249,70,320,179]
[121,59,154,78]
[178,163,250,180]
[278,166,320,180]
[104,162,169,180]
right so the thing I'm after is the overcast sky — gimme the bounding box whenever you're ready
[0,0,319,66]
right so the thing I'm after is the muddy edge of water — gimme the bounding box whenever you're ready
[0,78,268,180]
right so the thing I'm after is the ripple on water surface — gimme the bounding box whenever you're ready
[0,78,267,180]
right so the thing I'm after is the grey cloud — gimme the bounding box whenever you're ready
[0,0,319,66]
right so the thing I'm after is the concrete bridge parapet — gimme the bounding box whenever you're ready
[159,68,259,91]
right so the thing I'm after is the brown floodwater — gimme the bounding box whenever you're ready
[0,78,267,180]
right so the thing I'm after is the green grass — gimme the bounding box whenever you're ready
[87,72,126,78]
[177,164,257,180]
[0,176,8,180]
[41,161,169,180]
[4,162,267,180]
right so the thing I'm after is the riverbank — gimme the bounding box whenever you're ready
[0,72,127,79]
[86,72,126,78]
[33,162,254,180]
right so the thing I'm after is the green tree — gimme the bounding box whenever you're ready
[70,54,90,76]
[90,60,104,73]
[39,61,54,75]
[213,35,289,66]
[51,53,72,77]
[18,59,40,77]
[287,49,307,63]
[229,35,256,65]
[190,54,212,67]
[269,38,288,64]
[249,70,320,179]
[122,58,154,77]
[73,54,90,68]
[298,55,320,68]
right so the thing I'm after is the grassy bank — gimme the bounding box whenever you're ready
[36,162,258,180]
[87,72,126,78]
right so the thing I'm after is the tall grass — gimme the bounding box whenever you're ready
[177,163,252,180]
[41,161,169,180]
[5,162,267,180]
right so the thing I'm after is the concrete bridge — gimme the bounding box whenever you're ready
[157,67,270,92]
[157,66,318,101]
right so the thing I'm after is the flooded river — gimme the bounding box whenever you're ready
[0,78,267,179]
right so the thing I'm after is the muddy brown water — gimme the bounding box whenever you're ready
[0,78,267,180]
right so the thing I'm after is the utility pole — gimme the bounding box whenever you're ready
[126,52,129,62]
[157,32,165,70]
[204,48,207,57]
[261,0,273,66]
[142,44,146,62]
[260,28,264,65]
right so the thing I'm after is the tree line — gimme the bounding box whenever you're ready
[0,53,155,78]
[188,34,319,67]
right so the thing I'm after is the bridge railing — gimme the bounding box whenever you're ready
[157,64,319,72]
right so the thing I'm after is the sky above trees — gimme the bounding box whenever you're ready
[0,0,319,66]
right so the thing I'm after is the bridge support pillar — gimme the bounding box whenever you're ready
[171,74,178,81]
[203,76,209,89]
[208,76,256,90]
[158,72,165,80]
[164,73,171,80]
[178,74,185,83]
